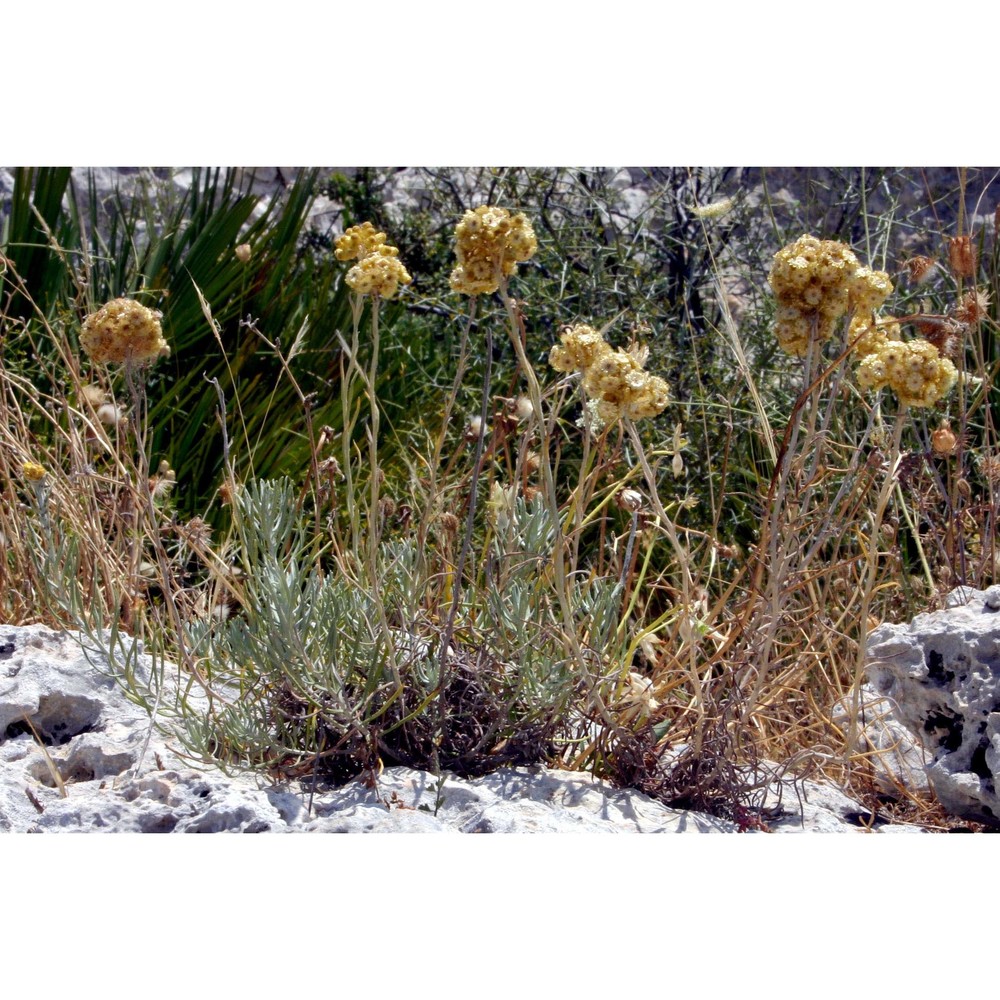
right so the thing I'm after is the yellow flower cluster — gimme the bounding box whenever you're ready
[769,236,893,356]
[80,298,169,365]
[848,315,902,358]
[22,461,47,482]
[449,206,537,296]
[549,323,669,424]
[549,324,612,373]
[855,338,958,408]
[334,221,412,299]
[334,221,388,261]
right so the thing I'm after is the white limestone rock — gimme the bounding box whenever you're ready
[866,586,1000,826]
[1,624,926,833]
[831,684,931,795]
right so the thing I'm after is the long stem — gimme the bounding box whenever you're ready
[341,295,364,561]
[367,296,382,575]
[438,309,492,695]
[415,298,477,582]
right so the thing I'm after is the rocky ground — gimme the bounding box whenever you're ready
[0,621,959,834]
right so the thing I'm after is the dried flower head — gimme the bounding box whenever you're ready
[80,384,106,408]
[97,402,127,426]
[948,236,977,280]
[931,421,958,457]
[615,488,645,512]
[438,512,461,536]
[465,414,485,442]
[513,396,534,422]
[951,288,990,327]
[178,516,213,550]
[903,255,937,285]
[80,298,169,365]
[908,315,964,359]
[977,450,1000,487]
[150,460,176,499]
[449,206,537,296]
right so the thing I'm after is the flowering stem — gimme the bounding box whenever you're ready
[416,297,477,582]
[368,295,382,573]
[496,278,616,733]
[437,307,492,695]
[341,295,365,563]
[122,358,213,701]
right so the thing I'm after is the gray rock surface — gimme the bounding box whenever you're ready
[832,684,931,795]
[1,623,925,833]
[866,586,1000,826]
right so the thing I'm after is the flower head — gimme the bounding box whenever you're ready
[335,221,388,261]
[80,298,168,365]
[450,206,537,296]
[345,253,412,299]
[856,337,957,408]
[582,348,669,423]
[549,324,612,373]
[768,236,893,356]
[22,461,47,482]
[335,221,412,299]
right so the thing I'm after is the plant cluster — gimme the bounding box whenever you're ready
[4,166,1000,831]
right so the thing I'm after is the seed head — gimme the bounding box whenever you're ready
[931,421,958,457]
[235,243,252,263]
[948,236,977,280]
[689,196,735,220]
[951,288,990,327]
[903,255,937,285]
